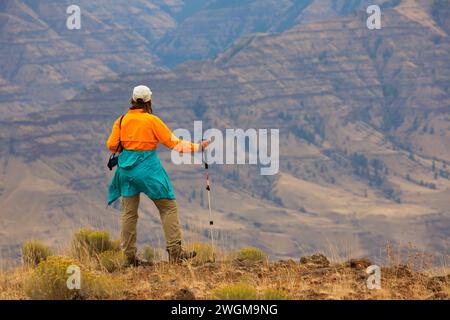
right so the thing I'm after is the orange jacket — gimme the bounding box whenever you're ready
[107,109,199,153]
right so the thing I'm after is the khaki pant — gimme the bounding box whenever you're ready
[121,194,182,260]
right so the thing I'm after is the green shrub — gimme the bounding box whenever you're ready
[98,250,127,272]
[262,289,292,300]
[213,283,257,300]
[109,239,122,252]
[143,246,160,263]
[24,256,122,300]
[235,247,267,263]
[186,243,214,265]
[22,240,52,267]
[72,229,113,258]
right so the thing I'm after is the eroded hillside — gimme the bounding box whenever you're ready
[0,0,449,265]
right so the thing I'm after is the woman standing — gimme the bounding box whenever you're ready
[107,85,208,266]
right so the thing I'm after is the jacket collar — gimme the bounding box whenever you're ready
[128,108,145,113]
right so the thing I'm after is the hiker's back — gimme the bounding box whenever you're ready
[120,110,160,151]
[107,106,198,154]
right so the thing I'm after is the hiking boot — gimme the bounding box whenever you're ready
[167,245,197,263]
[124,257,152,268]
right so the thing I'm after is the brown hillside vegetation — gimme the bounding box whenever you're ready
[0,232,448,300]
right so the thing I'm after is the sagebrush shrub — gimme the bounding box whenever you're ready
[22,240,52,267]
[186,243,214,265]
[109,239,122,252]
[143,246,160,263]
[72,229,113,258]
[99,250,127,272]
[213,283,257,300]
[235,247,267,263]
[262,289,292,300]
[24,256,122,300]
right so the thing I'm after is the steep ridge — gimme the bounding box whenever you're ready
[0,0,400,116]
[152,0,401,65]
[0,0,175,116]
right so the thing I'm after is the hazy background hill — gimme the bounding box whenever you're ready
[0,0,449,266]
[0,0,399,115]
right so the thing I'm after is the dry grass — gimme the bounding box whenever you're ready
[71,229,117,259]
[1,257,448,300]
[24,256,123,300]
[98,250,127,273]
[234,247,268,263]
[186,242,215,265]
[0,236,448,300]
[21,240,52,267]
[0,267,31,299]
[143,245,161,263]
[213,283,257,300]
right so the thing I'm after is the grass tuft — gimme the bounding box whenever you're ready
[186,243,214,265]
[24,256,122,300]
[98,250,127,273]
[22,240,52,267]
[213,283,257,300]
[143,246,160,263]
[71,229,116,259]
[235,246,267,263]
[262,288,292,300]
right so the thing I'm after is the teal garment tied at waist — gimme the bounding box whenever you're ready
[108,149,175,205]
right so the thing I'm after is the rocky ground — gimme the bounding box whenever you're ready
[2,253,447,300]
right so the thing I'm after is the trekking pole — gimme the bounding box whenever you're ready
[201,139,215,262]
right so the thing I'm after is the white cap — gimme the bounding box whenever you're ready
[132,85,152,102]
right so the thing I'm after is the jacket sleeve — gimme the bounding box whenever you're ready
[151,116,199,152]
[106,117,121,152]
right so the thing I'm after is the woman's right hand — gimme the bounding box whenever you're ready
[200,140,209,151]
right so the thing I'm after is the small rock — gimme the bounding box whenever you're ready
[169,278,178,286]
[277,259,297,267]
[348,258,372,269]
[357,272,367,281]
[300,253,330,267]
[148,274,161,283]
[172,288,196,300]
[287,258,297,266]
[199,262,220,270]
[394,265,412,277]
[300,289,316,296]
[233,259,264,268]
[427,292,448,300]
[276,260,289,267]
[426,276,446,292]
[300,289,328,300]
[303,268,333,277]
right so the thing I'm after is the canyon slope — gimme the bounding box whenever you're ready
[0,0,449,265]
